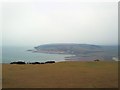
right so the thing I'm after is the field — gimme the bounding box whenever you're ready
[0,64,2,89]
[2,61,118,88]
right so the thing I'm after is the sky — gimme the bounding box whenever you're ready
[1,0,118,47]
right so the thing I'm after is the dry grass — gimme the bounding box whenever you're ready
[0,64,2,89]
[2,61,118,88]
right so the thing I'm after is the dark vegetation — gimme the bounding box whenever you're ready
[94,59,100,62]
[10,61,26,64]
[10,61,55,64]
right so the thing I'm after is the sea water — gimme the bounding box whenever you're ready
[2,46,72,63]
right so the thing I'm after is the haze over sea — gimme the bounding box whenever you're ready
[1,2,118,63]
[2,46,72,63]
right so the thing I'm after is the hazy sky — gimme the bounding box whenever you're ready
[1,1,118,46]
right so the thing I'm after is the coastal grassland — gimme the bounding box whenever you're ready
[0,64,2,89]
[2,61,118,88]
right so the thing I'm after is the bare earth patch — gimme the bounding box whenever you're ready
[2,61,118,88]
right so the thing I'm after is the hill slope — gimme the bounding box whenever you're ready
[3,61,118,88]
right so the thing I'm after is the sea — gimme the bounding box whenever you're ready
[2,46,72,63]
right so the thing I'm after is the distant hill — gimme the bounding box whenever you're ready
[34,44,102,54]
[34,43,118,61]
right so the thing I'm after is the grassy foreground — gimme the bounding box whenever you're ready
[2,61,118,88]
[0,64,2,89]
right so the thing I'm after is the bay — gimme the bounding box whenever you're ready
[2,46,72,63]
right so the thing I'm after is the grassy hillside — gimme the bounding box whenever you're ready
[2,61,118,88]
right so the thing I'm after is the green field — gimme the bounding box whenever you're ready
[2,61,118,88]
